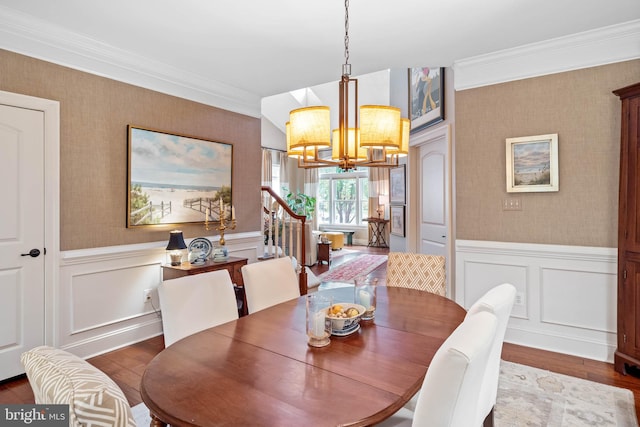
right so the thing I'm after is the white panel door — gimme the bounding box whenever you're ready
[0,104,45,380]
[419,137,448,258]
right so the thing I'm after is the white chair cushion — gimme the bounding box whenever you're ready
[158,269,239,347]
[413,311,497,426]
[21,346,135,427]
[465,283,517,422]
[241,256,301,314]
[378,311,497,427]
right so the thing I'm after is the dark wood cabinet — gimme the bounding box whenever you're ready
[615,82,640,374]
[162,256,249,317]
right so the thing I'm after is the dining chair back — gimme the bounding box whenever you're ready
[241,256,301,314]
[465,283,517,426]
[386,252,446,296]
[378,311,498,427]
[21,346,136,427]
[158,269,239,347]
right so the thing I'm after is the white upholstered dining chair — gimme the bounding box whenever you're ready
[465,283,516,427]
[378,310,498,427]
[241,256,301,314]
[386,252,446,296]
[158,269,239,347]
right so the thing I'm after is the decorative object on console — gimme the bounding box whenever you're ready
[506,133,559,193]
[285,0,409,171]
[166,230,187,266]
[188,237,212,265]
[205,199,236,246]
[212,246,229,262]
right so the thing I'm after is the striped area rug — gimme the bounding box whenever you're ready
[318,254,388,283]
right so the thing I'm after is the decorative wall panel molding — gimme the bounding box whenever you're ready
[58,232,263,358]
[455,240,617,362]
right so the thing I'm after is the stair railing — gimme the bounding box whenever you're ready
[261,186,308,295]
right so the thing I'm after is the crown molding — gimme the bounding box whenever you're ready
[453,19,640,91]
[0,5,261,117]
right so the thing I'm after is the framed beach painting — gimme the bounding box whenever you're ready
[389,165,406,205]
[390,205,405,237]
[506,133,558,193]
[127,125,233,227]
[408,67,444,133]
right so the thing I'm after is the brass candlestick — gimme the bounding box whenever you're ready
[205,205,236,246]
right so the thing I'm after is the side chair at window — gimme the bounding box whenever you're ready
[386,252,446,296]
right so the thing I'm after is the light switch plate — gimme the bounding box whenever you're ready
[503,198,522,211]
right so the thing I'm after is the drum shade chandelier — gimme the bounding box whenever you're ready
[286,0,409,171]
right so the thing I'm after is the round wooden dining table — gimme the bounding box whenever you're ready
[141,285,466,427]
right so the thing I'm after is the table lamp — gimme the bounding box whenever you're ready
[377,195,389,219]
[166,230,187,266]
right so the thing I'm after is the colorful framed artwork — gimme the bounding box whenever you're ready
[506,133,559,193]
[408,67,444,133]
[127,125,233,227]
[390,205,405,237]
[389,165,406,205]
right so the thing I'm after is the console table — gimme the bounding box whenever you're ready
[364,217,389,248]
[162,256,249,316]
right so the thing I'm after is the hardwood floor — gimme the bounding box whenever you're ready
[2,245,639,424]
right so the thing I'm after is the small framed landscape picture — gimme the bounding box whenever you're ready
[506,133,559,193]
[389,165,406,205]
[390,206,405,237]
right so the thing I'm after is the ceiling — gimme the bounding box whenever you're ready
[0,0,638,118]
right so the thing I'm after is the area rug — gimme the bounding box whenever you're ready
[329,247,361,261]
[131,402,151,426]
[318,254,387,283]
[495,360,638,426]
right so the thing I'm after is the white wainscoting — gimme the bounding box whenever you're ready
[455,240,617,363]
[57,232,262,359]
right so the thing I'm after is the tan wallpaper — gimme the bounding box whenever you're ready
[0,49,262,251]
[455,59,640,247]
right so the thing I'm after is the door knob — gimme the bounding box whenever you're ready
[21,249,41,257]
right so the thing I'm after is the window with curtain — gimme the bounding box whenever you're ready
[317,167,369,226]
[271,163,281,196]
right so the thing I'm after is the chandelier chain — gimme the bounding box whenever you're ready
[344,0,350,69]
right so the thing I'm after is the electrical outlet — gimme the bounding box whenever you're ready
[143,289,152,303]
[515,292,525,306]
